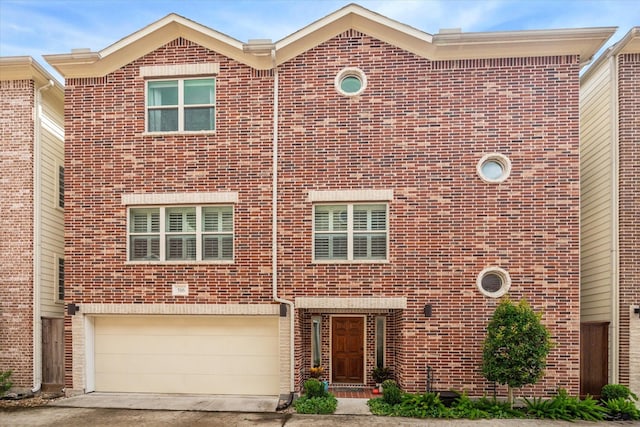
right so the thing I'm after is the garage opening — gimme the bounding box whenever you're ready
[93,315,279,395]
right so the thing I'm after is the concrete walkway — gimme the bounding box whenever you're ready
[335,398,370,415]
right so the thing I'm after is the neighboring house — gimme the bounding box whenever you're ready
[0,57,65,393]
[44,5,614,399]
[580,27,639,398]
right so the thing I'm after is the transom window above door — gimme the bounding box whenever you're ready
[146,78,215,133]
[313,203,388,262]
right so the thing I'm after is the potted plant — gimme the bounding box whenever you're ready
[310,366,324,379]
[372,367,393,391]
[310,366,328,392]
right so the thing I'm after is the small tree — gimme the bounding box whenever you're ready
[482,298,552,406]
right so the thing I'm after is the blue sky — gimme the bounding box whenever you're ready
[1,0,638,82]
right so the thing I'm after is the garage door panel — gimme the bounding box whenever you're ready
[97,372,280,395]
[95,334,278,356]
[96,316,278,336]
[96,353,279,376]
[93,315,279,395]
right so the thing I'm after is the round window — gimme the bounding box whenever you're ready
[477,267,511,298]
[335,67,367,97]
[340,75,362,94]
[477,153,511,183]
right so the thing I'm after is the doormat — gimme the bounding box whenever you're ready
[330,387,366,392]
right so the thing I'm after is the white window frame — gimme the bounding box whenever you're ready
[477,153,512,183]
[126,205,234,264]
[312,202,389,263]
[476,266,511,298]
[145,77,216,134]
[55,254,64,304]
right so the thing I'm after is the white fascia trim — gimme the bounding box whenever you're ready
[121,192,238,205]
[276,4,432,49]
[100,14,244,58]
[308,189,393,202]
[296,297,407,310]
[140,63,219,77]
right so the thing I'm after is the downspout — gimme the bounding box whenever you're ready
[33,79,55,393]
[270,49,296,402]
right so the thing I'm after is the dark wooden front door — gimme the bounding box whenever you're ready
[332,317,364,383]
[580,321,609,399]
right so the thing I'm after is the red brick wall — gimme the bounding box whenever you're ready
[0,79,35,388]
[63,37,276,387]
[617,52,640,387]
[66,30,581,396]
[278,30,581,396]
[64,37,275,306]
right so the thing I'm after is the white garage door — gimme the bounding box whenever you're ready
[94,315,279,395]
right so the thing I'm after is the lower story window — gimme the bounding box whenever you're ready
[128,205,233,262]
[312,317,321,368]
[375,316,385,369]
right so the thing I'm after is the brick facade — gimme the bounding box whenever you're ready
[277,30,580,395]
[62,26,581,396]
[617,52,640,389]
[0,79,35,388]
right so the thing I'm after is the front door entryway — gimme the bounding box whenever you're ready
[332,316,364,383]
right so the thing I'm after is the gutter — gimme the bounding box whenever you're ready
[33,79,55,393]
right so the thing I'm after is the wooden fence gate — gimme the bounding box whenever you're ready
[580,321,609,399]
[42,317,64,392]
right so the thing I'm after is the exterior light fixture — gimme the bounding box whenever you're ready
[424,304,433,317]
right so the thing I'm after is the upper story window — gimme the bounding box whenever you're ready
[146,78,215,133]
[313,203,388,262]
[128,205,233,262]
[56,256,64,302]
[57,165,64,209]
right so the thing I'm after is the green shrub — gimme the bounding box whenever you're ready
[368,398,397,416]
[293,394,337,414]
[603,397,640,421]
[0,370,12,396]
[448,393,489,419]
[382,379,402,405]
[303,378,326,398]
[398,392,448,418]
[482,298,552,406]
[601,384,638,402]
[524,389,606,421]
[474,396,524,419]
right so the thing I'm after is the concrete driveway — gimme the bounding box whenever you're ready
[49,392,279,412]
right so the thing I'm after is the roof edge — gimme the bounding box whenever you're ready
[0,56,64,97]
[581,26,639,82]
